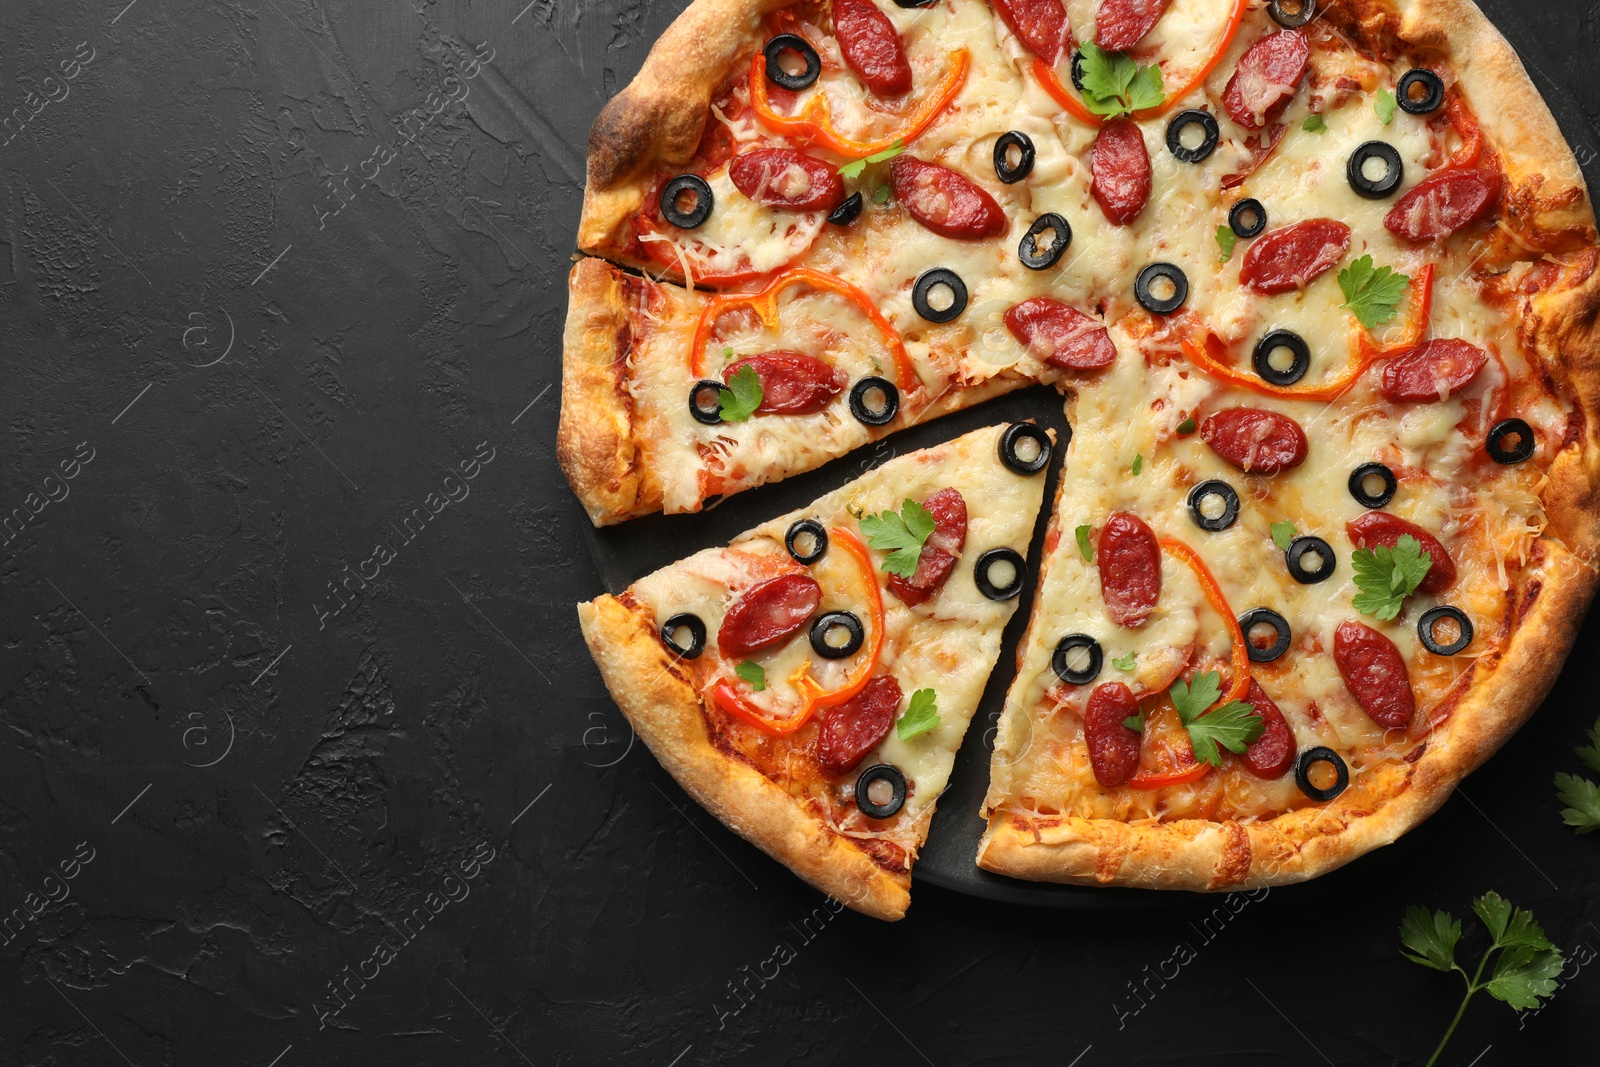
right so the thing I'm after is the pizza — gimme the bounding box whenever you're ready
[578,424,1051,918]
[562,0,1600,915]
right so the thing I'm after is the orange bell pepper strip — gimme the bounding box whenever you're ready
[749,49,969,157]
[710,526,886,735]
[1126,538,1251,789]
[1181,265,1435,402]
[688,266,919,392]
[1031,0,1248,127]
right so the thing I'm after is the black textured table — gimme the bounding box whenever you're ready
[4,2,1600,1064]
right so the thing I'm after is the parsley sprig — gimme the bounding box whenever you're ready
[1351,534,1432,620]
[860,499,935,579]
[1075,524,1093,562]
[1554,713,1600,833]
[1302,113,1327,133]
[1168,670,1264,767]
[1339,254,1411,330]
[1215,225,1236,263]
[735,660,766,691]
[896,688,940,741]
[837,139,904,180]
[1401,893,1563,1067]
[1077,43,1164,119]
[717,364,764,422]
[1376,87,1398,126]
[1270,520,1296,552]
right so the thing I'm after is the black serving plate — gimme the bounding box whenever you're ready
[578,0,1600,909]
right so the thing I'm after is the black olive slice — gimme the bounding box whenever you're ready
[1165,109,1220,164]
[975,548,1027,601]
[1018,213,1072,271]
[689,379,725,425]
[856,764,907,818]
[994,131,1036,184]
[1294,746,1349,802]
[661,613,707,659]
[660,174,714,228]
[1347,141,1403,199]
[763,34,820,91]
[1285,536,1336,584]
[1427,604,1472,655]
[1486,418,1536,464]
[1348,462,1398,508]
[786,519,829,565]
[1070,50,1086,91]
[999,422,1052,475]
[1187,480,1240,532]
[849,376,900,426]
[912,268,968,323]
[893,0,937,7]
[828,191,864,227]
[1229,198,1267,239]
[1135,262,1188,315]
[1397,68,1445,114]
[1052,634,1103,686]
[1239,608,1292,663]
[1268,0,1316,28]
[1252,329,1311,387]
[1418,605,1473,656]
[811,611,864,659]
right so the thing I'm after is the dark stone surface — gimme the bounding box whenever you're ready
[1,1,1598,1064]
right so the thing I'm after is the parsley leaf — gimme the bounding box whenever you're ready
[1077,42,1164,119]
[1131,454,1143,475]
[860,499,936,579]
[735,660,766,692]
[1376,87,1398,126]
[872,183,891,205]
[716,364,764,423]
[1339,254,1411,330]
[1302,113,1327,133]
[1167,670,1262,766]
[1487,945,1565,1011]
[1402,894,1563,1063]
[722,345,734,359]
[837,138,905,180]
[1184,699,1264,766]
[1351,534,1433,620]
[897,687,940,741]
[1124,712,1145,732]
[1574,715,1600,775]
[1215,225,1237,263]
[1270,521,1296,552]
[1555,772,1600,833]
[1112,651,1137,672]
[1400,906,1462,972]
[1177,416,1196,435]
[1168,671,1222,721]
[1075,524,1093,562]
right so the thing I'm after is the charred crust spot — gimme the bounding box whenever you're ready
[1404,743,1428,763]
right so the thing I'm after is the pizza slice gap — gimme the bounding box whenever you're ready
[578,421,1053,919]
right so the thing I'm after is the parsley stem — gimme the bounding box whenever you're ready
[1423,956,1492,1067]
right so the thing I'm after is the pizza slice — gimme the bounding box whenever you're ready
[578,422,1052,918]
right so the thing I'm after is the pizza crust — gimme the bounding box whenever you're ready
[578,594,913,919]
[1364,0,1597,248]
[580,0,786,256]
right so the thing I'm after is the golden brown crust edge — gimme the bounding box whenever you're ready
[557,258,664,526]
[1395,0,1597,243]
[578,594,912,920]
[580,0,787,253]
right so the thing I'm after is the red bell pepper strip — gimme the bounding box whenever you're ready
[1127,537,1251,789]
[689,266,919,393]
[1181,265,1435,403]
[711,526,886,734]
[749,49,969,157]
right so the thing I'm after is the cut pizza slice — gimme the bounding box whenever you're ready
[578,422,1052,918]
